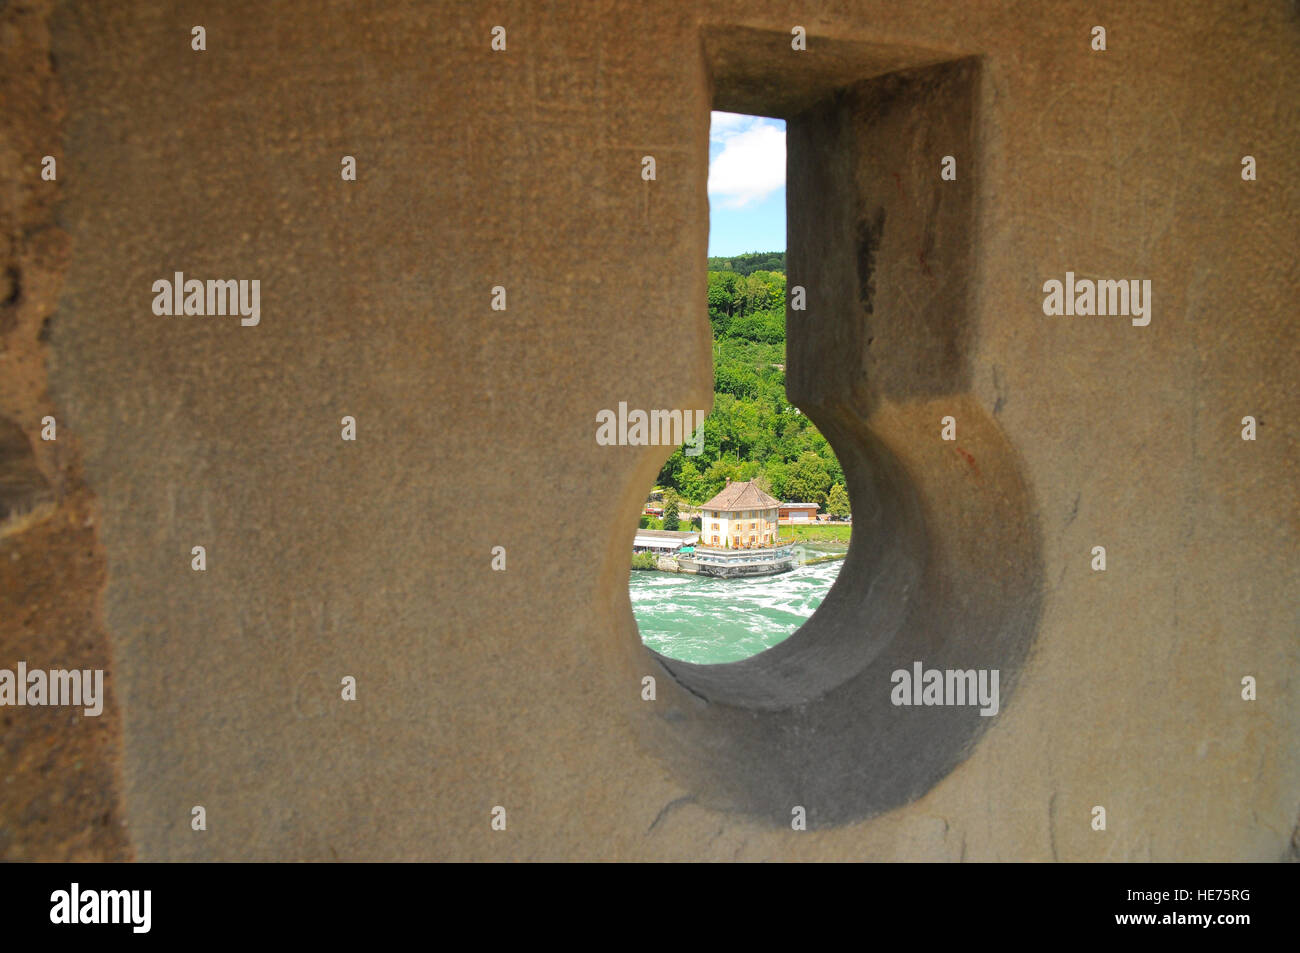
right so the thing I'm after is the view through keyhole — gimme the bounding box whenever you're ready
[630,111,850,664]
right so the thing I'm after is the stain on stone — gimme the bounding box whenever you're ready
[647,795,696,834]
[0,267,19,335]
[1065,492,1080,527]
[0,416,55,539]
[953,445,980,478]
[1,266,18,306]
[856,208,886,314]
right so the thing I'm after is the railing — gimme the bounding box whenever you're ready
[685,544,795,565]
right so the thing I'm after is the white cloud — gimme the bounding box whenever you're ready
[708,112,785,209]
[708,111,756,141]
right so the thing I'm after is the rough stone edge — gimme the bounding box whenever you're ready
[0,0,132,861]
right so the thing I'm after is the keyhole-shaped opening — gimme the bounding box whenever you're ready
[629,112,852,665]
[618,32,1045,828]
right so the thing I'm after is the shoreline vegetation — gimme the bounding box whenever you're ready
[803,553,847,565]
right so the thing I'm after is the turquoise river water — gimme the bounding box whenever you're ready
[630,556,846,664]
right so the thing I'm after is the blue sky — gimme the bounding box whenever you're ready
[708,112,786,257]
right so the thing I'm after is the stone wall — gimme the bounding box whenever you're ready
[0,0,1295,860]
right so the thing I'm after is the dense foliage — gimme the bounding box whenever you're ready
[656,252,847,509]
[705,251,786,276]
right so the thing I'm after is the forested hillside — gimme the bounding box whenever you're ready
[655,253,847,511]
[705,251,786,276]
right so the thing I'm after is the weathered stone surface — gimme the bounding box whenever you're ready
[0,0,1292,860]
[0,417,55,539]
[0,0,131,861]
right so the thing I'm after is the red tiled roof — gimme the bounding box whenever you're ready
[699,480,781,511]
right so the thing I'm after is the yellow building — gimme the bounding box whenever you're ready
[699,479,782,549]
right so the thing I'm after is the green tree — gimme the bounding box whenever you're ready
[707,270,739,333]
[736,273,772,315]
[785,451,833,505]
[655,446,684,490]
[827,482,851,518]
[677,459,704,503]
[760,459,788,499]
[700,458,741,502]
[662,491,680,531]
